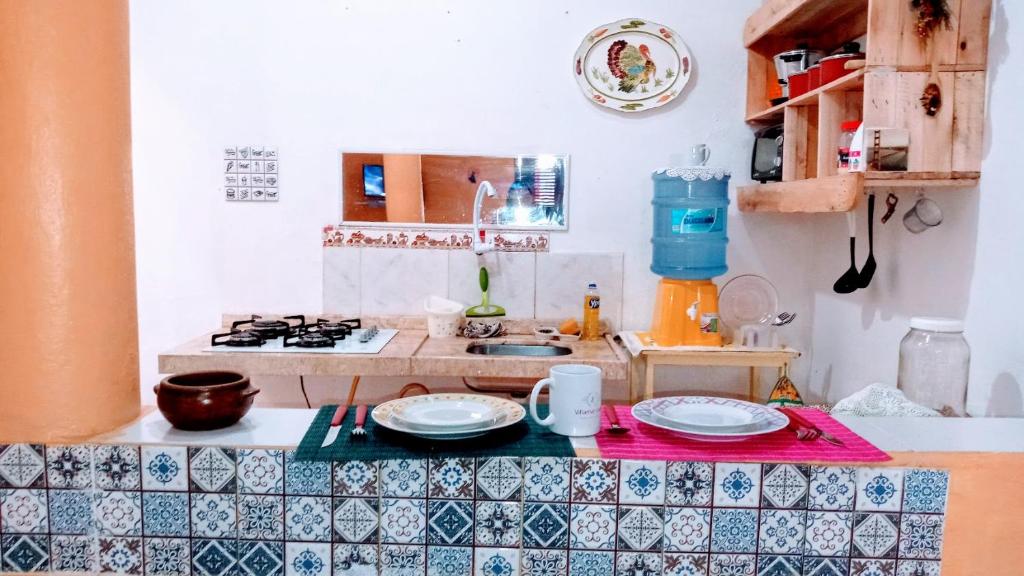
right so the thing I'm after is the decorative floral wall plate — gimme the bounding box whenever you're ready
[573,18,692,112]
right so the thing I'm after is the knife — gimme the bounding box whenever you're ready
[779,407,845,447]
[321,404,349,448]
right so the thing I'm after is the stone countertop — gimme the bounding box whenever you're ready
[158,330,628,379]
[97,407,1024,454]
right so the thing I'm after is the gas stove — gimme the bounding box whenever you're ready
[207,316,396,354]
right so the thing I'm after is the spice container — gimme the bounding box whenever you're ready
[897,317,970,416]
[837,120,861,172]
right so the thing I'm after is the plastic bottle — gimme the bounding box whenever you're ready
[582,283,601,341]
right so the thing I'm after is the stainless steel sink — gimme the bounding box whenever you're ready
[465,343,572,357]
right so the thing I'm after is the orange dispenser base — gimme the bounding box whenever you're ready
[650,279,723,347]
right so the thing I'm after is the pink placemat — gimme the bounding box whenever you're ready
[595,406,890,463]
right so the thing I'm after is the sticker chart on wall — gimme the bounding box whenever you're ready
[224,146,278,202]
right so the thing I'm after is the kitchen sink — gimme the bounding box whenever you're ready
[465,343,573,357]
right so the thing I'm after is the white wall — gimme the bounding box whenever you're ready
[130,0,1023,413]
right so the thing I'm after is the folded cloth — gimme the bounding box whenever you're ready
[831,383,940,417]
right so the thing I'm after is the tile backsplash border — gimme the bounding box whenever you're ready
[323,224,549,252]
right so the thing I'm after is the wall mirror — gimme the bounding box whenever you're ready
[340,152,568,230]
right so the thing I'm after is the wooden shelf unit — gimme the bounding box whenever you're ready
[740,0,991,213]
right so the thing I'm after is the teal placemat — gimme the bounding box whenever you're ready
[295,404,574,461]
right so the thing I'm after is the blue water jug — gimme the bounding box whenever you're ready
[650,166,730,279]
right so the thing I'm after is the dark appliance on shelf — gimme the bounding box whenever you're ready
[751,124,785,183]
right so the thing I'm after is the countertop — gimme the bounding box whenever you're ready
[97,407,1024,455]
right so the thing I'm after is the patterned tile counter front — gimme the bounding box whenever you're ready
[0,443,948,575]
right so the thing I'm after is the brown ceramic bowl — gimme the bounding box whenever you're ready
[154,371,259,431]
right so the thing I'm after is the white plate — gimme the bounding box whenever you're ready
[391,396,498,432]
[632,396,788,442]
[653,403,759,430]
[719,275,779,329]
[372,395,525,440]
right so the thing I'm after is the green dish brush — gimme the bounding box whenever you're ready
[465,266,506,318]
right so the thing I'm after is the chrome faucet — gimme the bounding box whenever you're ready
[473,180,497,255]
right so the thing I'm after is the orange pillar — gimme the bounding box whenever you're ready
[383,154,425,223]
[0,0,140,441]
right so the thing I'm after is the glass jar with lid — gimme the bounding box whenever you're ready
[897,317,970,416]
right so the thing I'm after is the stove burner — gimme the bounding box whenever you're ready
[283,329,337,349]
[211,329,266,347]
[232,314,305,338]
[315,318,361,339]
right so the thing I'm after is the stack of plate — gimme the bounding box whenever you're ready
[371,394,525,440]
[631,396,788,442]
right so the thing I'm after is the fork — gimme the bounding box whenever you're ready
[351,405,368,437]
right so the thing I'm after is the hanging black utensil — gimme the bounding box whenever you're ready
[859,194,877,288]
[833,212,860,294]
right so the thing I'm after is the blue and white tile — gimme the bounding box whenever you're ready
[710,508,758,554]
[756,554,802,576]
[190,493,237,539]
[666,461,714,507]
[95,490,143,537]
[616,551,662,576]
[48,490,94,536]
[428,458,474,499]
[0,444,46,488]
[895,560,941,576]
[99,536,143,574]
[380,498,427,545]
[474,547,520,576]
[855,468,903,512]
[379,459,427,498]
[333,461,378,497]
[758,509,805,555]
[1,534,49,572]
[378,544,425,576]
[803,512,852,557]
[192,538,237,576]
[761,464,808,509]
[333,498,379,544]
[237,449,284,495]
[852,513,899,558]
[902,469,949,514]
[427,546,471,576]
[474,500,522,547]
[332,544,377,576]
[568,504,616,550]
[523,457,570,502]
[141,446,187,492]
[617,505,664,551]
[285,542,331,576]
[427,500,473,546]
[237,541,284,576]
[45,445,92,489]
[284,452,330,496]
[144,537,191,576]
[664,553,711,576]
[710,554,756,576]
[189,447,237,493]
[285,496,332,542]
[570,459,618,504]
[94,445,142,491]
[663,506,711,553]
[802,557,849,576]
[50,534,97,572]
[898,514,944,560]
[619,460,666,505]
[522,502,568,548]
[238,494,285,540]
[713,463,761,507]
[568,551,613,576]
[808,467,856,511]
[476,457,523,501]
[141,492,189,538]
[849,559,897,576]
[521,549,567,576]
[1,489,48,533]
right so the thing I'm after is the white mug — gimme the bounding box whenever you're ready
[529,364,603,436]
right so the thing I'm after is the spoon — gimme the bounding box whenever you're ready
[833,211,860,294]
[859,194,877,288]
[602,405,630,435]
